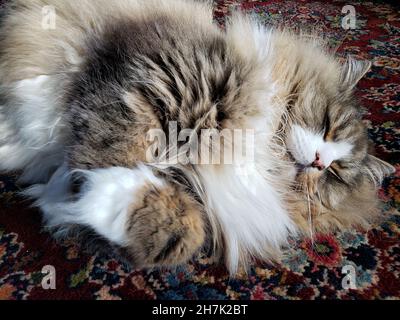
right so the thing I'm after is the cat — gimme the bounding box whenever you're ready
[0,0,394,274]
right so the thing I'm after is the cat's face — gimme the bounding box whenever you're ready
[285,59,394,209]
[287,102,368,206]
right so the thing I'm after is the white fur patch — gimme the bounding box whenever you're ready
[198,113,296,274]
[25,164,164,245]
[226,14,273,65]
[198,162,296,274]
[0,75,66,182]
[287,125,353,167]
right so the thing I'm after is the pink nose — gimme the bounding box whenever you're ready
[311,152,325,170]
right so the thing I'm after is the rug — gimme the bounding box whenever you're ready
[0,0,399,300]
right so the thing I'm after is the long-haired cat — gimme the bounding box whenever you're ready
[0,0,395,274]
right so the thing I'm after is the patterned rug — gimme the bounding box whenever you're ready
[0,0,399,300]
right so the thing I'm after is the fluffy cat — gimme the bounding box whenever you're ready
[0,0,394,274]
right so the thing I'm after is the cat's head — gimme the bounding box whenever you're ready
[286,58,395,209]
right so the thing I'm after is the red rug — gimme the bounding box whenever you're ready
[0,0,399,300]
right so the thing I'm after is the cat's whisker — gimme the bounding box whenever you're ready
[306,183,315,247]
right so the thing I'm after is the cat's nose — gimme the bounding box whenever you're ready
[311,152,325,170]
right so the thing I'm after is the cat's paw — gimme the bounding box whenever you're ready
[27,164,205,268]
[125,182,206,268]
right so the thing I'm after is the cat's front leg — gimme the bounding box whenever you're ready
[125,174,206,267]
[27,164,206,268]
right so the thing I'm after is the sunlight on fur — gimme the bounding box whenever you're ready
[0,0,395,275]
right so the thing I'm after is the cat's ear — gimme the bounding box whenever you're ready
[340,57,371,91]
[364,154,395,184]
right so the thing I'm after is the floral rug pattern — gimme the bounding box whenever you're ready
[0,0,399,300]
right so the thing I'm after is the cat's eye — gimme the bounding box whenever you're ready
[71,173,86,195]
[332,160,349,169]
[323,112,331,140]
[327,165,347,185]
